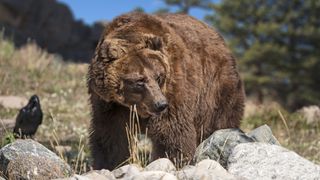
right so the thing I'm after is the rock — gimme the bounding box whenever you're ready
[130,171,177,180]
[0,95,27,109]
[144,158,176,173]
[79,169,115,180]
[228,143,320,180]
[0,139,72,179]
[194,125,280,167]
[194,128,254,167]
[298,105,320,126]
[0,0,105,62]
[53,175,87,180]
[176,159,237,180]
[246,124,280,145]
[196,159,228,173]
[112,164,141,179]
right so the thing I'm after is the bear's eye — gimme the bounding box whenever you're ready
[156,74,165,85]
[156,76,161,84]
[133,78,145,90]
[136,80,144,87]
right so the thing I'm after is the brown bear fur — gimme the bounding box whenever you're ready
[87,12,245,170]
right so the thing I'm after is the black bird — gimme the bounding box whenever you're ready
[13,95,43,138]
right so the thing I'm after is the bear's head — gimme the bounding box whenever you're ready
[89,35,170,118]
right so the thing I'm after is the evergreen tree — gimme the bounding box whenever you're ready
[206,0,320,109]
[161,0,212,14]
[132,7,145,13]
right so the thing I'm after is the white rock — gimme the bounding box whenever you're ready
[144,158,176,173]
[228,143,320,180]
[129,171,177,180]
[53,171,116,180]
[82,169,115,180]
[0,96,27,109]
[196,159,228,172]
[73,175,91,180]
[176,169,236,180]
[176,159,236,180]
[112,164,141,179]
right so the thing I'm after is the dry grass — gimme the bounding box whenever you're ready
[125,105,151,168]
[242,101,320,164]
[0,34,91,173]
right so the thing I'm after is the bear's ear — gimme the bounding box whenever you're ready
[145,36,163,51]
[98,39,127,62]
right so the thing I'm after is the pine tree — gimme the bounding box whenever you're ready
[161,0,212,14]
[206,0,320,109]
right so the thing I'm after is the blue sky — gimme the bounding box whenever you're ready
[57,0,213,25]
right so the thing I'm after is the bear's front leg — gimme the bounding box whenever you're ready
[147,119,197,166]
[89,98,131,170]
[90,128,130,170]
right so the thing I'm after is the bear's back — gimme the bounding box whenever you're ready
[157,14,227,54]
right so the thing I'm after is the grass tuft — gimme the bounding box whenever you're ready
[125,105,151,168]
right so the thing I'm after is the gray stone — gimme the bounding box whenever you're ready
[130,171,177,180]
[144,158,176,173]
[246,124,280,145]
[112,164,141,179]
[194,128,254,167]
[228,143,320,180]
[194,125,280,167]
[0,139,72,179]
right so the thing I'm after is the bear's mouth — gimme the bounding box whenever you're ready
[137,106,163,118]
[145,108,168,118]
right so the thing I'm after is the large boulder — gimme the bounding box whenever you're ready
[228,143,320,179]
[194,125,279,167]
[0,139,72,179]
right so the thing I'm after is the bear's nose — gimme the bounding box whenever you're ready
[154,100,168,112]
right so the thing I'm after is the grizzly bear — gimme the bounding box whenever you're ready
[87,12,245,170]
